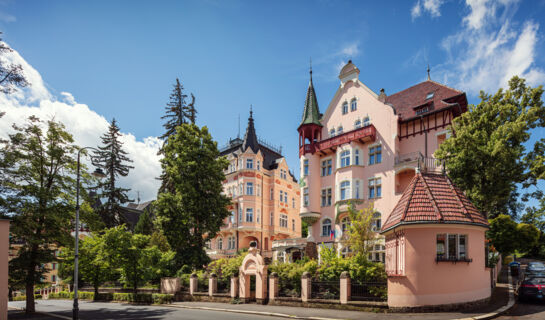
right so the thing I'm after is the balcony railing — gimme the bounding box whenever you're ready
[299,125,376,156]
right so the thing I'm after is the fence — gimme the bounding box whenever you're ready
[278,278,300,297]
[217,278,230,294]
[310,280,340,300]
[350,281,387,301]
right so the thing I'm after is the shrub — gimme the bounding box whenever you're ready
[113,293,153,303]
[95,292,114,301]
[152,293,174,304]
[78,292,95,300]
[49,291,73,299]
[13,294,43,301]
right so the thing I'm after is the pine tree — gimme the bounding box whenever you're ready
[135,209,154,235]
[94,119,134,228]
[160,78,197,142]
[0,32,29,94]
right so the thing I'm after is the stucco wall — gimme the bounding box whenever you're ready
[0,220,9,320]
[387,225,491,307]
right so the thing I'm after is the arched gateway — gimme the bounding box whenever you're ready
[239,242,268,303]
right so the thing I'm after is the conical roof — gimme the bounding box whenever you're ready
[381,172,488,233]
[242,109,259,153]
[300,70,322,127]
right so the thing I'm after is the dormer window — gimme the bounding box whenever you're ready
[354,119,361,129]
[363,116,370,127]
[350,99,357,111]
[426,92,435,100]
[342,102,348,115]
[416,106,429,115]
[337,126,343,135]
[330,128,335,137]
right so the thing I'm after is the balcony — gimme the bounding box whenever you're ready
[272,237,307,249]
[395,152,423,167]
[299,124,376,156]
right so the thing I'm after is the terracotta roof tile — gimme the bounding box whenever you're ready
[385,80,467,121]
[381,172,488,232]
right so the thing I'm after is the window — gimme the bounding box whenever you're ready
[369,145,382,165]
[230,211,235,224]
[270,212,274,226]
[238,207,242,222]
[371,212,381,231]
[321,159,332,176]
[257,160,260,170]
[270,188,274,200]
[292,219,295,231]
[368,178,382,199]
[436,234,469,260]
[363,116,370,127]
[337,126,343,135]
[341,217,350,233]
[350,99,357,111]
[340,181,351,200]
[303,159,309,176]
[280,214,288,228]
[322,218,332,237]
[257,209,260,223]
[342,102,348,114]
[52,263,56,270]
[246,182,254,195]
[341,246,352,258]
[327,188,332,206]
[246,208,254,222]
[303,188,309,206]
[321,189,327,207]
[330,128,335,137]
[416,106,429,115]
[284,192,288,203]
[292,197,295,208]
[354,119,361,129]
[426,91,435,100]
[239,184,243,195]
[228,236,236,250]
[218,238,223,250]
[280,169,287,179]
[246,158,253,169]
[354,149,360,165]
[52,275,56,282]
[355,180,361,199]
[340,150,350,168]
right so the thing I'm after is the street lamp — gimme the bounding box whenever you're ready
[73,147,105,320]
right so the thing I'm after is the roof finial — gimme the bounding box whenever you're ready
[427,64,431,80]
[309,57,313,81]
[249,104,253,120]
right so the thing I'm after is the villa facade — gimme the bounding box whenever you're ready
[297,61,468,261]
[206,111,301,260]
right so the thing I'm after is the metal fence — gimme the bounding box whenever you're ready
[311,280,340,300]
[350,281,387,301]
[278,278,300,297]
[217,279,230,294]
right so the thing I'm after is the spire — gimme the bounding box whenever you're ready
[300,64,322,127]
[242,106,259,153]
[427,64,431,80]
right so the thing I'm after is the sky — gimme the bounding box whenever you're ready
[0,0,544,208]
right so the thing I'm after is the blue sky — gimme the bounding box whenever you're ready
[0,0,544,208]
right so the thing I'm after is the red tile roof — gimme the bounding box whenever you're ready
[385,80,467,121]
[381,172,489,232]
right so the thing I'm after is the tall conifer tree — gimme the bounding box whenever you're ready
[94,119,134,228]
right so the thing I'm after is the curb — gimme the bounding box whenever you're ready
[163,303,345,320]
[454,267,515,320]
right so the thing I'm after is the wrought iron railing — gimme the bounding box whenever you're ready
[311,280,340,300]
[217,279,230,293]
[278,278,300,297]
[350,281,387,301]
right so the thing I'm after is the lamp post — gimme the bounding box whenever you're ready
[73,147,105,320]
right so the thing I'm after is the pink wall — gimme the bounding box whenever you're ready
[386,225,491,307]
[0,220,9,320]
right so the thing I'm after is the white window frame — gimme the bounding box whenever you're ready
[350,99,357,112]
[280,214,288,228]
[368,177,382,199]
[322,218,332,237]
[246,208,254,222]
[303,187,309,207]
[246,182,254,195]
[354,119,361,129]
[342,102,348,114]
[340,180,351,200]
[246,158,253,169]
[340,150,351,168]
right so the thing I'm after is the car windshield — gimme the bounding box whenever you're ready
[525,277,545,285]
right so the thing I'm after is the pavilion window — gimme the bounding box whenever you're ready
[437,233,469,261]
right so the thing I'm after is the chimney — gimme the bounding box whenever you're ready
[378,88,387,103]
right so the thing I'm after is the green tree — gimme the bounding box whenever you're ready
[160,78,196,141]
[93,118,134,227]
[134,210,154,235]
[0,32,29,94]
[0,117,80,313]
[102,226,174,293]
[346,202,376,257]
[155,124,230,269]
[436,77,545,218]
[488,214,519,255]
[516,223,540,254]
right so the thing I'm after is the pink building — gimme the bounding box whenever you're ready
[297,61,468,261]
[207,111,301,260]
[380,171,490,308]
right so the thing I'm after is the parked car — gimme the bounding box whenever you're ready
[517,272,545,302]
[527,261,545,273]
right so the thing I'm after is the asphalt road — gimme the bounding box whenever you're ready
[8,299,287,320]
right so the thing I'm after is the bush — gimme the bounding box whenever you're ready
[113,293,153,303]
[13,294,43,301]
[152,293,174,304]
[95,292,114,301]
[49,291,73,299]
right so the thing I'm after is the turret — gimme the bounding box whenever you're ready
[298,67,322,156]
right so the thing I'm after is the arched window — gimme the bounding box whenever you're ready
[363,116,370,127]
[322,218,332,237]
[341,217,350,233]
[354,119,361,129]
[340,150,350,167]
[342,102,348,114]
[372,212,382,231]
[350,99,357,111]
[340,181,351,200]
[330,128,335,137]
[337,126,343,135]
[218,238,223,250]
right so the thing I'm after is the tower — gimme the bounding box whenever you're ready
[297,67,322,242]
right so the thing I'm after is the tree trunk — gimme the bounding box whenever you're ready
[94,285,99,300]
[25,281,35,313]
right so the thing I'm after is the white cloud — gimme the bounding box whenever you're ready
[0,43,162,202]
[0,12,15,23]
[435,1,545,95]
[411,0,444,19]
[340,43,360,57]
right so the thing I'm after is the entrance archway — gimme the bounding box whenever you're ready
[239,242,268,303]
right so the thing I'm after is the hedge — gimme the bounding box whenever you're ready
[47,291,173,304]
[13,294,42,301]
